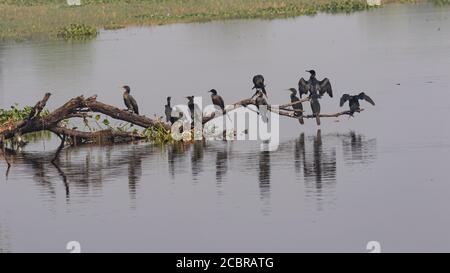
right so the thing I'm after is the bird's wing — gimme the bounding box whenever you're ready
[261,87,268,98]
[340,94,350,107]
[359,92,375,106]
[124,96,131,109]
[217,96,225,110]
[298,78,309,97]
[129,95,139,114]
[319,78,333,98]
[165,105,172,122]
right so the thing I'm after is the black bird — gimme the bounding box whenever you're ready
[208,89,232,121]
[255,90,268,123]
[186,96,201,122]
[340,92,375,115]
[208,89,225,114]
[287,88,304,125]
[252,74,268,98]
[298,70,333,99]
[165,96,173,122]
[165,96,181,124]
[122,85,139,115]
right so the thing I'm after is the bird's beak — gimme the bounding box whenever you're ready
[305,70,310,73]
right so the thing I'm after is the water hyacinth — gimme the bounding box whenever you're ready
[57,24,97,39]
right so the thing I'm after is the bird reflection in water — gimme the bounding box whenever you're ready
[127,146,143,207]
[341,131,377,165]
[1,131,376,215]
[215,148,228,196]
[258,150,271,215]
[190,141,204,182]
[167,143,188,179]
[294,130,337,211]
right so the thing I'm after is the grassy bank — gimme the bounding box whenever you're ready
[0,0,447,41]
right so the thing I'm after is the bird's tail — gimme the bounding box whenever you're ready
[298,117,304,125]
[315,115,321,126]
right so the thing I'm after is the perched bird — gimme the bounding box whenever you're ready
[252,74,268,98]
[298,70,333,99]
[208,89,225,114]
[164,96,181,124]
[165,96,173,122]
[186,96,201,122]
[287,88,304,125]
[340,92,375,115]
[208,89,231,121]
[255,90,268,123]
[122,85,139,115]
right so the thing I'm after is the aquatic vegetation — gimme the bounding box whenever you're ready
[143,124,174,144]
[0,104,49,124]
[0,0,439,41]
[57,24,97,39]
[320,0,370,13]
[432,0,450,5]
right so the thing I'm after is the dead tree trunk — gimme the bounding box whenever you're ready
[0,94,169,144]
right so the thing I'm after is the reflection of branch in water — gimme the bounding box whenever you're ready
[2,144,155,204]
[51,161,70,201]
[51,134,66,164]
[5,150,58,197]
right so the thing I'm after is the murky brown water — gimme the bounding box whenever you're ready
[1,3,450,252]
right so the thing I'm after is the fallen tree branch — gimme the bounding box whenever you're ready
[0,93,366,156]
[51,127,146,145]
[0,94,170,143]
[202,96,342,123]
[304,109,364,118]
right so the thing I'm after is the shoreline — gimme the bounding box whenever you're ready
[0,0,444,41]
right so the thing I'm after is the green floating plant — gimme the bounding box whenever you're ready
[57,24,97,39]
[0,104,49,124]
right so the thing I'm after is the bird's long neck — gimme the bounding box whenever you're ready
[167,98,171,107]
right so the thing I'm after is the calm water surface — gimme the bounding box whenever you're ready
[1,3,450,252]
